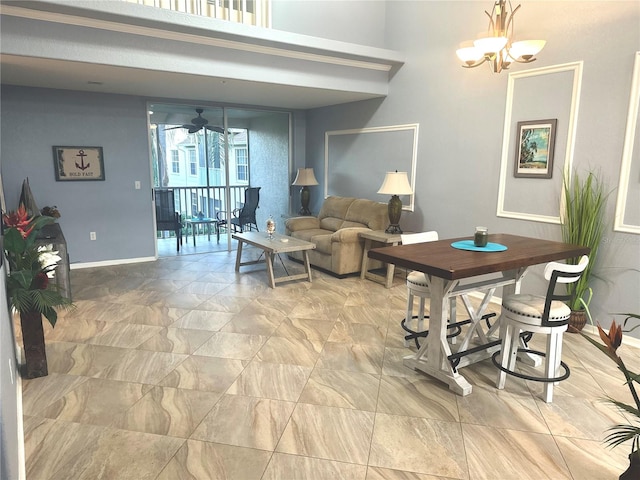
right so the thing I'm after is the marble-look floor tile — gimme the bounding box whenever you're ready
[159,355,246,392]
[239,298,298,317]
[176,281,228,295]
[227,361,312,401]
[220,313,284,335]
[156,439,271,480]
[197,294,253,313]
[328,320,388,346]
[96,349,188,384]
[263,453,367,480]
[554,435,630,480]
[272,317,335,343]
[39,378,147,426]
[316,342,384,374]
[366,466,458,480]
[86,323,163,348]
[46,317,111,343]
[25,419,183,480]
[288,299,345,320]
[456,389,549,433]
[111,386,221,438]
[462,423,571,479]
[191,394,295,450]
[535,395,627,440]
[193,331,267,360]
[276,403,375,464]
[170,309,233,331]
[255,335,323,367]
[369,413,468,479]
[120,305,188,326]
[22,373,88,416]
[298,368,380,411]
[377,375,459,422]
[137,327,214,354]
[338,304,390,327]
[381,347,424,378]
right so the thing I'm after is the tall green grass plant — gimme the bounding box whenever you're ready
[561,170,609,310]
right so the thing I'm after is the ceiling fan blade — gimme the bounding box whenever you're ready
[205,126,224,134]
[165,124,192,131]
[188,126,202,134]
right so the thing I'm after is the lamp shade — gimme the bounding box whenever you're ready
[292,168,319,186]
[377,171,413,195]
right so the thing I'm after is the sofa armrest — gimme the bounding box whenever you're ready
[331,227,371,243]
[285,216,320,232]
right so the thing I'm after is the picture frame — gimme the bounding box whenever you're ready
[53,146,105,181]
[513,119,557,178]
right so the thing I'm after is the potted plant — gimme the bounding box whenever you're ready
[3,204,73,378]
[561,170,608,332]
[581,314,640,479]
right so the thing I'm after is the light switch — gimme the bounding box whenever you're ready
[135,181,141,190]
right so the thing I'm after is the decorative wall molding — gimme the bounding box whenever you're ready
[614,51,640,234]
[324,124,419,211]
[497,62,584,223]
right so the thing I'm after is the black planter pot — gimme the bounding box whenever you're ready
[20,310,48,379]
[620,453,640,480]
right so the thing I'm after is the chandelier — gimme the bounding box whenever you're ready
[456,0,545,74]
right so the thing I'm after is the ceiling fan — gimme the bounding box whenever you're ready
[164,108,224,134]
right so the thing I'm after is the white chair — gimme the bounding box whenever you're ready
[400,231,460,347]
[493,255,589,403]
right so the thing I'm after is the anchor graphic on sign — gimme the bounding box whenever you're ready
[75,149,90,171]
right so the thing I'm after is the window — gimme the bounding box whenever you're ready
[236,147,248,181]
[171,150,179,174]
[187,147,197,176]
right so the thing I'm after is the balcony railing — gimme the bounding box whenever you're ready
[157,185,248,221]
[124,0,270,27]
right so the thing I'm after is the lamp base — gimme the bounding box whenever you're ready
[385,224,403,234]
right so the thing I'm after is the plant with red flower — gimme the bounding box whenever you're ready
[3,204,72,326]
[581,314,640,460]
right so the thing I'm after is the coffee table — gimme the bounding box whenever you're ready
[232,231,316,288]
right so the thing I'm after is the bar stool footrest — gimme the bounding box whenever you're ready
[491,348,570,383]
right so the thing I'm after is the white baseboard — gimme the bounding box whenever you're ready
[70,256,156,270]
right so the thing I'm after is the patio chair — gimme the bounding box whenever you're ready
[217,187,261,233]
[155,188,182,251]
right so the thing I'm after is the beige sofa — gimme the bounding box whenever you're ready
[285,195,388,276]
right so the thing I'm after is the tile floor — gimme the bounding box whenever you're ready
[19,243,639,479]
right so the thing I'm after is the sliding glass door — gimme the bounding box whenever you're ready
[149,103,290,255]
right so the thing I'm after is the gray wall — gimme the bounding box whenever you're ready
[0,267,21,480]
[304,1,640,330]
[247,111,291,233]
[1,86,155,264]
[271,0,387,47]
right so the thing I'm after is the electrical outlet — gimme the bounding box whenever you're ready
[90,232,97,241]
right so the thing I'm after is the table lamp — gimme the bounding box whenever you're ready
[377,171,413,234]
[292,168,319,215]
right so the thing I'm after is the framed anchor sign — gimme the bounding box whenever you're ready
[53,146,105,181]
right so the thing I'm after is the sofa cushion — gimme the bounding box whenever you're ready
[320,216,344,232]
[319,196,355,222]
[344,198,388,231]
[290,228,331,244]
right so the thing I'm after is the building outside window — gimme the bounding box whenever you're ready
[171,150,179,173]
[187,147,197,176]
[236,147,248,181]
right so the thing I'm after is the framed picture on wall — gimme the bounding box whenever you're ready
[52,146,105,181]
[513,119,557,178]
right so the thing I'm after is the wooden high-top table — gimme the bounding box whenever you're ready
[233,231,316,288]
[368,233,589,396]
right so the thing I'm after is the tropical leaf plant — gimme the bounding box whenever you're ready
[581,313,640,459]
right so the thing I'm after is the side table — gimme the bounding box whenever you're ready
[360,230,406,288]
